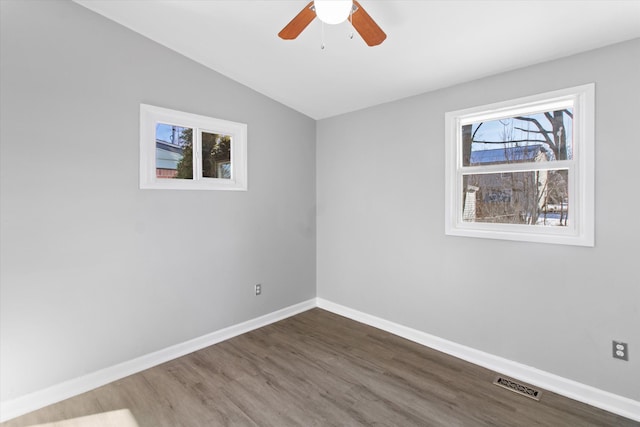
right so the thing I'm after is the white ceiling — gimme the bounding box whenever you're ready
[74,0,640,119]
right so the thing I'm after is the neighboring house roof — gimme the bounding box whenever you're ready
[156,139,183,170]
[470,144,546,165]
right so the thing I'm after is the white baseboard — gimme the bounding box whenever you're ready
[4,297,638,423]
[316,298,640,422]
[0,299,316,423]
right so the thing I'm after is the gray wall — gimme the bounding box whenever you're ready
[317,39,640,400]
[0,0,316,401]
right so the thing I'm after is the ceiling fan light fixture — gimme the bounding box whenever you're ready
[314,0,353,25]
[279,0,386,47]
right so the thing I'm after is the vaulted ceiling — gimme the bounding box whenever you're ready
[74,1,640,119]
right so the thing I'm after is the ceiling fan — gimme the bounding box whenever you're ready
[278,0,386,47]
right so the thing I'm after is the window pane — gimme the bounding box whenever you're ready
[462,109,573,166]
[462,170,569,226]
[155,123,193,179]
[201,132,231,179]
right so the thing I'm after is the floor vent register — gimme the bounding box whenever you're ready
[493,376,542,401]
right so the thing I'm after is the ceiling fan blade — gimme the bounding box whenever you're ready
[351,1,386,46]
[278,1,316,40]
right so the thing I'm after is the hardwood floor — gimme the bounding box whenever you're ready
[3,309,637,426]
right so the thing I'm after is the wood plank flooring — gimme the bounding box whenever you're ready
[3,309,637,426]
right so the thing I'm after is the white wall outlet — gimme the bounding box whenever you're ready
[255,284,262,296]
[612,341,628,361]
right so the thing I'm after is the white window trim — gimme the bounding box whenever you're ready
[140,104,247,191]
[444,84,595,246]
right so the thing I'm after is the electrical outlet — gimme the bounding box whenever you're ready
[612,341,628,361]
[255,284,262,296]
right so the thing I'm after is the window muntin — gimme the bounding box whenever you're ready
[140,105,247,191]
[445,84,594,246]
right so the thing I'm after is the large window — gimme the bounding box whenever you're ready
[140,104,247,191]
[445,84,594,246]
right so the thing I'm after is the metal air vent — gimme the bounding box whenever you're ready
[493,376,541,401]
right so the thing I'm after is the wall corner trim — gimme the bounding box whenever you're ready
[0,299,317,423]
[316,298,640,422]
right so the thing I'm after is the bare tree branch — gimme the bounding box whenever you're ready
[514,116,555,148]
[472,139,549,144]
[471,122,483,141]
[544,112,554,123]
[514,127,552,134]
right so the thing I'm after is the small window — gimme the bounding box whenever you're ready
[445,84,594,246]
[140,104,247,190]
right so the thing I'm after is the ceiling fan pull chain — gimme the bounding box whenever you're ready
[321,21,326,50]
